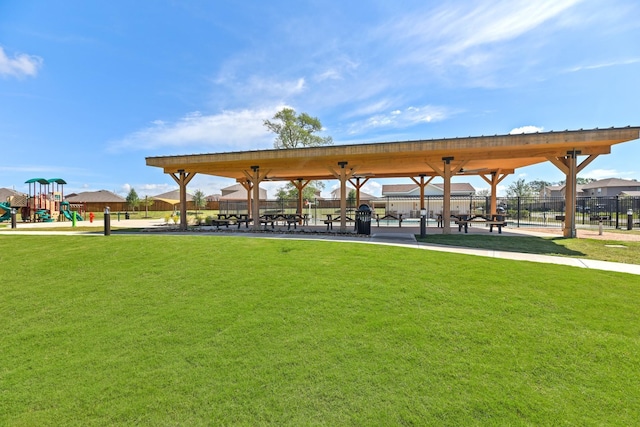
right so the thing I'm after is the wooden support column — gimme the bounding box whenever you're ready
[348,176,371,207]
[410,174,435,211]
[480,170,509,215]
[291,178,310,214]
[329,161,355,233]
[169,169,196,231]
[239,179,253,215]
[243,165,268,231]
[547,152,597,238]
[426,158,453,234]
[442,157,453,234]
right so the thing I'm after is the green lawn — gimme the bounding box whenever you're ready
[2,235,639,425]
[418,234,640,265]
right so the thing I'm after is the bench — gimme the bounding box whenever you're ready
[209,219,231,229]
[376,213,403,227]
[236,217,251,229]
[455,219,470,233]
[487,220,507,233]
[590,215,611,222]
[324,214,354,230]
[218,214,251,229]
[259,216,276,230]
[284,214,302,230]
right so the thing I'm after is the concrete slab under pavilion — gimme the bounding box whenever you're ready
[146,126,640,237]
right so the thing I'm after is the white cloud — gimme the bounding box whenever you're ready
[315,68,341,81]
[564,57,640,73]
[373,0,581,87]
[0,46,43,78]
[111,106,283,152]
[348,105,453,135]
[581,169,636,180]
[388,0,581,61]
[217,73,307,101]
[509,125,544,134]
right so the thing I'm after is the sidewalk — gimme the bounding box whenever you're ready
[2,219,639,275]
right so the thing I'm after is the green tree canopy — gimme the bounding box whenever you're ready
[125,188,140,211]
[140,195,154,218]
[266,108,333,203]
[275,182,324,201]
[528,180,551,195]
[192,189,207,215]
[506,178,534,198]
[263,108,333,149]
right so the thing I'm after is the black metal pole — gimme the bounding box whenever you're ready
[104,207,111,236]
[11,208,17,229]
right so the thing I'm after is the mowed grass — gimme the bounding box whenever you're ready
[419,234,640,265]
[1,235,639,425]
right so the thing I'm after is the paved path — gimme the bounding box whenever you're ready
[2,219,640,275]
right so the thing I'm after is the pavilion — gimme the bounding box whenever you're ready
[146,126,640,237]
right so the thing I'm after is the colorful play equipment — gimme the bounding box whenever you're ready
[0,201,12,222]
[5,178,85,223]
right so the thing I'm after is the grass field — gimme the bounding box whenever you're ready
[419,234,640,265]
[2,235,640,425]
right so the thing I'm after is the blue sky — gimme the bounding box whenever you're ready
[2,0,639,198]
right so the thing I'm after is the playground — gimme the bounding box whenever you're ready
[0,178,85,224]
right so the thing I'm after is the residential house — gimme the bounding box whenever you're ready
[0,187,27,203]
[66,190,127,213]
[380,182,476,218]
[581,178,640,197]
[218,183,267,200]
[541,184,586,198]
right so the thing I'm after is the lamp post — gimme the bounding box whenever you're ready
[104,206,111,236]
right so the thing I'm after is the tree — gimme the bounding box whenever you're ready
[558,177,595,186]
[140,195,154,218]
[126,188,140,212]
[265,108,333,208]
[347,189,356,204]
[528,180,551,196]
[506,178,533,198]
[192,189,207,215]
[275,182,324,201]
[263,108,333,149]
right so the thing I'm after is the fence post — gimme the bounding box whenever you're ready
[517,197,521,228]
[615,196,620,229]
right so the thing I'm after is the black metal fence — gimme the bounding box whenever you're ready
[219,195,640,229]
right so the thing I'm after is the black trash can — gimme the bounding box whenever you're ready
[355,204,372,235]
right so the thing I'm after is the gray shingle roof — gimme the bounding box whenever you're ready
[65,190,126,203]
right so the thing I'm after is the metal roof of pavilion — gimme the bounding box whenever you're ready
[146,127,640,182]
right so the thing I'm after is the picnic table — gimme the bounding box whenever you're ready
[324,214,354,230]
[453,214,508,234]
[376,213,403,227]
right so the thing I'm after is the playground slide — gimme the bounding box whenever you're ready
[0,202,11,222]
[62,210,83,221]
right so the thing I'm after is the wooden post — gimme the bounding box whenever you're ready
[442,157,453,234]
[169,169,195,231]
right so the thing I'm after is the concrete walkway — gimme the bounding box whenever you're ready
[2,219,640,275]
